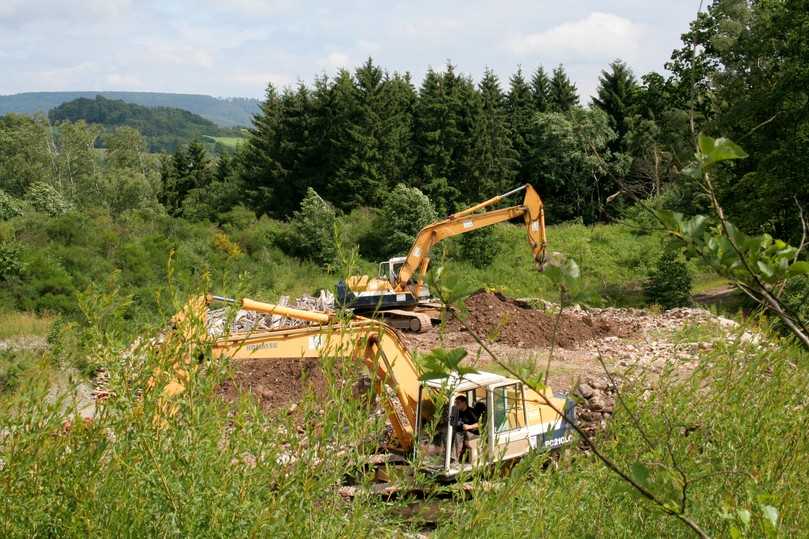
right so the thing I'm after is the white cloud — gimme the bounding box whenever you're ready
[206,0,292,16]
[142,41,215,69]
[0,0,132,25]
[32,62,98,88]
[508,12,647,63]
[231,70,292,88]
[320,51,350,71]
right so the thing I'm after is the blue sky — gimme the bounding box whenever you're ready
[0,0,702,100]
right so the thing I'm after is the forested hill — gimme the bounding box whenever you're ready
[0,91,259,127]
[48,96,239,153]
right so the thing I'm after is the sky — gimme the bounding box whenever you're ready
[0,0,703,101]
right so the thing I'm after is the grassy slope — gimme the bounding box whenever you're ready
[204,136,245,148]
[444,221,666,304]
[1,310,806,536]
[1,206,724,329]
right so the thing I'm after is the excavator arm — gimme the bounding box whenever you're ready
[206,296,422,449]
[395,184,546,291]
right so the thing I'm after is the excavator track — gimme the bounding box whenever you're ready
[381,309,433,333]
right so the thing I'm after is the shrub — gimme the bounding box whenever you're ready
[0,240,25,281]
[458,227,500,268]
[0,189,24,220]
[781,274,809,330]
[363,184,437,260]
[644,250,692,309]
[283,188,337,266]
[26,182,73,216]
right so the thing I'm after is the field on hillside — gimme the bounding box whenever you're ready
[205,135,245,148]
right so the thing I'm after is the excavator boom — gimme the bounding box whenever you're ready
[395,183,546,290]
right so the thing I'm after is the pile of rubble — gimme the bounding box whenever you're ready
[574,375,619,436]
[574,306,764,374]
[206,291,334,337]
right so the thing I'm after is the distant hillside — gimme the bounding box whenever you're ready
[49,96,242,153]
[0,91,260,127]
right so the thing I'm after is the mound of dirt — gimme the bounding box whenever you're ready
[453,291,635,349]
[218,358,331,412]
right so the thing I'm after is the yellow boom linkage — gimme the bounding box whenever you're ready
[396,183,546,294]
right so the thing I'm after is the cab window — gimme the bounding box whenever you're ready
[493,384,526,433]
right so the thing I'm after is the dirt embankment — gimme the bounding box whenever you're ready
[454,291,637,349]
[218,358,331,412]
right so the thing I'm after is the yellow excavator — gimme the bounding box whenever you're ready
[198,295,575,479]
[336,184,547,332]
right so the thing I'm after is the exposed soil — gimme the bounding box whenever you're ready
[218,358,331,412]
[454,291,637,348]
[213,290,751,429]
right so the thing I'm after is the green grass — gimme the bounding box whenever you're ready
[1,301,807,536]
[443,221,670,305]
[0,312,53,339]
[204,136,245,148]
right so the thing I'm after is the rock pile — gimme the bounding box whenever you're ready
[575,375,619,436]
[207,291,334,337]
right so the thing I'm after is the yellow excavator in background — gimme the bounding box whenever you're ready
[199,295,575,479]
[336,184,547,332]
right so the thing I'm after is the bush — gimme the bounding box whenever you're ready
[0,189,24,220]
[781,274,809,329]
[644,250,692,309]
[283,188,337,266]
[0,240,25,281]
[458,227,500,268]
[26,182,73,216]
[362,184,437,260]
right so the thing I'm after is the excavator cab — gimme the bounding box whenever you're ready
[380,257,431,298]
[378,257,405,284]
[414,372,576,477]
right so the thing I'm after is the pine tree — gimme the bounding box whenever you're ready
[413,67,458,213]
[467,69,518,198]
[442,64,482,209]
[530,66,552,113]
[549,65,579,111]
[507,67,536,182]
[239,83,286,215]
[324,65,376,209]
[377,72,417,191]
[593,60,639,149]
[273,84,319,215]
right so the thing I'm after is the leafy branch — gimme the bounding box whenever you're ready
[654,134,809,348]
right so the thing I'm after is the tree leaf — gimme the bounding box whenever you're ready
[788,261,809,276]
[698,133,748,166]
[629,462,652,490]
[760,504,779,529]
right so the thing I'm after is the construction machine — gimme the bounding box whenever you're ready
[201,295,575,480]
[336,184,547,332]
